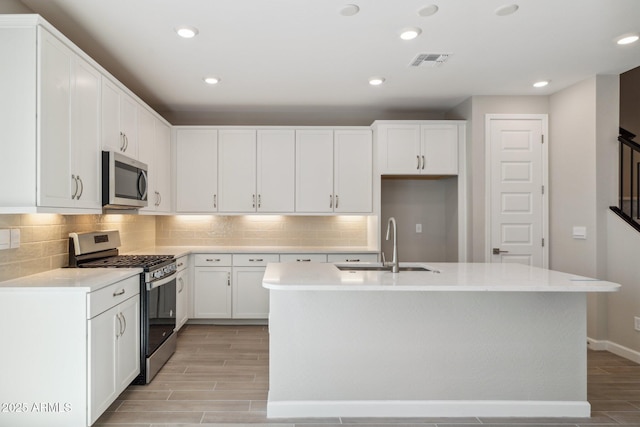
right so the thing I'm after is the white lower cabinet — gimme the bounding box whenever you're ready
[175,255,189,330]
[192,254,277,320]
[88,276,140,426]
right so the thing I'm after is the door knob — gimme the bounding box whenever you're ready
[492,248,509,255]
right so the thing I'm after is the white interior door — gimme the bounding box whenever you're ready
[486,115,548,267]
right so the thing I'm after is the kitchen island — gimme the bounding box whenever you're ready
[262,262,620,419]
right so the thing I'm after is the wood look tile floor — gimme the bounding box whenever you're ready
[95,325,640,427]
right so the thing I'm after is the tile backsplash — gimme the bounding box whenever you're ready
[0,214,156,282]
[0,214,369,282]
[157,215,368,247]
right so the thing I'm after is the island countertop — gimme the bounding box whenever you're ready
[262,262,621,292]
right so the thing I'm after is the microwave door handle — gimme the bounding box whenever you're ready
[138,170,148,200]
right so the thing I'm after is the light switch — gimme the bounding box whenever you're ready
[0,229,9,250]
[10,228,20,248]
[572,226,587,240]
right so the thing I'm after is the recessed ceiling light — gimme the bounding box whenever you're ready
[339,4,360,16]
[400,27,422,40]
[495,4,519,16]
[418,5,439,17]
[369,77,385,86]
[175,26,199,38]
[204,77,221,85]
[533,80,549,88]
[616,34,639,45]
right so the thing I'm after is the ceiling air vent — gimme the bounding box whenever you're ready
[409,53,451,67]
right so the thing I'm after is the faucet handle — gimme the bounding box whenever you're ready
[381,252,386,265]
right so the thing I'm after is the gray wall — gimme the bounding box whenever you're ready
[0,0,32,13]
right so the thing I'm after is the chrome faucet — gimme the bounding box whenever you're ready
[385,217,399,273]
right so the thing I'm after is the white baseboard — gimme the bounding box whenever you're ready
[588,337,640,364]
[267,400,590,418]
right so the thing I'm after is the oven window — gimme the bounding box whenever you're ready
[146,278,176,356]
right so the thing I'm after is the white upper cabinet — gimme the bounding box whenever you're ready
[102,77,138,159]
[296,130,335,213]
[296,129,372,213]
[334,130,372,213]
[375,121,460,175]
[176,129,219,212]
[139,108,171,213]
[257,129,295,213]
[38,27,101,210]
[218,129,257,212]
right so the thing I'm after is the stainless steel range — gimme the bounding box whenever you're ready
[68,230,176,384]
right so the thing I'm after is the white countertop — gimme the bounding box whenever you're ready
[262,262,621,292]
[0,268,141,292]
[129,245,377,258]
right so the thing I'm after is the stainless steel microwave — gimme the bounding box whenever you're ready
[102,151,148,209]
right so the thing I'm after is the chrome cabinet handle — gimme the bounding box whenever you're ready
[492,248,509,255]
[113,289,125,297]
[297,259,311,262]
[178,277,184,293]
[77,175,83,200]
[227,273,231,286]
[120,312,127,336]
[213,194,217,208]
[205,258,221,262]
[71,175,78,199]
[335,194,339,209]
[249,258,264,262]
[421,155,425,170]
[123,133,129,152]
[119,132,125,151]
[115,313,123,338]
[252,194,256,208]
[417,155,420,170]
[330,194,333,208]
[345,259,360,262]
[258,194,261,208]
[158,191,162,207]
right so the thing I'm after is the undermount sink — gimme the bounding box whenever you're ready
[336,265,433,272]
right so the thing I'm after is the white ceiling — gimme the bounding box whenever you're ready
[16,0,640,124]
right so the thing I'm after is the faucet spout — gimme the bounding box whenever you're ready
[385,217,399,273]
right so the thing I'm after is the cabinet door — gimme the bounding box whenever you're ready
[257,129,295,212]
[193,267,231,318]
[39,29,73,208]
[71,57,101,208]
[421,124,459,175]
[154,121,172,212]
[218,129,256,212]
[88,305,118,425]
[232,267,269,319]
[377,124,421,174]
[116,295,140,390]
[119,92,138,158]
[137,108,156,212]
[176,129,218,212]
[101,78,122,153]
[176,268,189,331]
[334,130,372,213]
[296,130,334,213]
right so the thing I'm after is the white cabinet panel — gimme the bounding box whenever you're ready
[193,267,232,318]
[139,110,171,212]
[377,125,421,174]
[257,129,295,212]
[176,129,218,212]
[296,130,334,213]
[176,264,189,330]
[38,28,101,210]
[116,295,140,390]
[421,124,459,174]
[218,129,257,212]
[102,78,138,158]
[88,304,118,425]
[233,267,270,318]
[334,130,372,213]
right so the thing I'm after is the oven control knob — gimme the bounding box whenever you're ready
[154,270,163,279]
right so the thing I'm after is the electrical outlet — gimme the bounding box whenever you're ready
[416,224,422,233]
[635,317,640,332]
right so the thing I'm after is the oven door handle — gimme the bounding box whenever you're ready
[147,271,177,291]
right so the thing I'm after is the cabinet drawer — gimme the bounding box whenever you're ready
[175,255,189,272]
[88,275,140,319]
[194,254,232,266]
[233,254,279,267]
[327,253,378,263]
[280,253,327,263]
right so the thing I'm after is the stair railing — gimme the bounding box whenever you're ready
[611,127,640,232]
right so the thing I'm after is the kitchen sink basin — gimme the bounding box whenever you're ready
[336,265,432,272]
